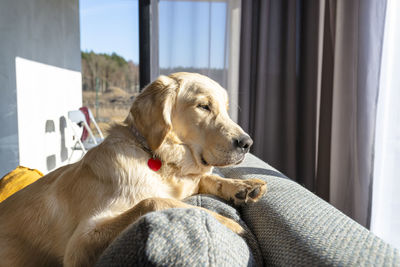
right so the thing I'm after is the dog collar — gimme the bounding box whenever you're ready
[131,125,162,172]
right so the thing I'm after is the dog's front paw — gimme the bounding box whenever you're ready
[232,179,267,205]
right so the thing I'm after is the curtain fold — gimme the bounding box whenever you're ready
[239,0,300,179]
[239,0,387,228]
[328,0,387,227]
[316,0,335,204]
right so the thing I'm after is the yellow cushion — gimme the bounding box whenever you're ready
[0,166,44,203]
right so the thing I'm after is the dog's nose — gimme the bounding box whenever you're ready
[233,135,253,152]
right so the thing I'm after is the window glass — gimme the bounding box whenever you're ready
[80,0,139,132]
[158,0,241,121]
[158,0,228,87]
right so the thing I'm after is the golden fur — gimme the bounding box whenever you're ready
[0,72,267,266]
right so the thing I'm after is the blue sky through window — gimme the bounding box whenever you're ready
[79,0,227,69]
[79,0,139,63]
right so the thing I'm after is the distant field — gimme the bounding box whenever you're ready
[82,87,138,135]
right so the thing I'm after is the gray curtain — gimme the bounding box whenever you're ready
[238,0,387,228]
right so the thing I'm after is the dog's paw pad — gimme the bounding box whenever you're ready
[248,186,261,199]
[232,179,267,205]
[235,189,247,200]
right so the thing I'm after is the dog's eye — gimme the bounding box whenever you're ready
[197,104,211,111]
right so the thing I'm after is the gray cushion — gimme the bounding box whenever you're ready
[96,195,263,266]
[97,153,400,266]
[184,194,263,266]
[218,153,400,266]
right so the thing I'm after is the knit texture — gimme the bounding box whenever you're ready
[96,203,261,266]
[219,154,400,266]
[97,154,400,266]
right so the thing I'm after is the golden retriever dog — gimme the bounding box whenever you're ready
[0,72,267,266]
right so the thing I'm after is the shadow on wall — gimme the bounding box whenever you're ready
[45,116,68,172]
[45,120,56,171]
[60,116,68,163]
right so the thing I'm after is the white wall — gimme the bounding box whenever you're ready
[16,57,82,174]
[0,0,81,176]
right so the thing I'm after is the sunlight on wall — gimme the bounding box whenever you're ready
[15,57,82,174]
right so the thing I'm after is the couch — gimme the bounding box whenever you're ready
[96,154,400,266]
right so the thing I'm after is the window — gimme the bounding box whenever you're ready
[158,0,241,121]
[80,0,139,132]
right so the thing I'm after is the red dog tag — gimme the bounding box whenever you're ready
[148,158,162,171]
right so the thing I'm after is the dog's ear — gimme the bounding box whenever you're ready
[126,75,179,152]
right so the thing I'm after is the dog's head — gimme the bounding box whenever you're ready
[126,72,252,167]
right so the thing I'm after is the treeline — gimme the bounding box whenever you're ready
[81,51,139,93]
[81,51,227,93]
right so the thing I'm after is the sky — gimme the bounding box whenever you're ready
[79,0,227,69]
